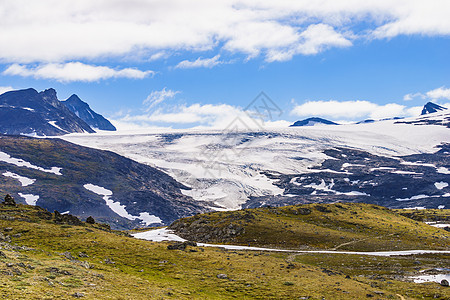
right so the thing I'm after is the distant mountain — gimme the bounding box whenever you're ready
[0,135,209,229]
[421,102,447,115]
[0,88,95,136]
[290,117,338,127]
[62,94,116,131]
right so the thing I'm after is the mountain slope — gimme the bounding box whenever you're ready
[62,94,116,131]
[0,135,208,229]
[3,203,447,299]
[0,88,94,136]
[290,117,338,127]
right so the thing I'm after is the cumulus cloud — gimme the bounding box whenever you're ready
[291,100,420,120]
[143,88,180,111]
[0,1,449,64]
[425,86,450,100]
[175,55,223,69]
[115,102,288,130]
[2,62,154,82]
[0,86,13,95]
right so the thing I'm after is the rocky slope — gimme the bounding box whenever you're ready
[0,135,209,229]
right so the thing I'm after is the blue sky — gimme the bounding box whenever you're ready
[1,1,450,129]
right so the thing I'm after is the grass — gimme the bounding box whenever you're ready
[169,203,450,251]
[0,203,449,299]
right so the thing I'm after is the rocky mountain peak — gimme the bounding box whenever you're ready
[421,102,447,115]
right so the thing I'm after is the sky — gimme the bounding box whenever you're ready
[1,0,450,130]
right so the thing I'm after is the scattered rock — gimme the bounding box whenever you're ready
[86,216,95,224]
[441,279,449,287]
[78,252,89,258]
[3,227,13,232]
[71,292,85,298]
[0,251,6,258]
[62,251,76,260]
[2,194,16,206]
[104,258,115,264]
[216,274,228,279]
[48,267,72,275]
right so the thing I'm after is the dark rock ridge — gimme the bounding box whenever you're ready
[62,94,116,131]
[290,117,338,127]
[0,135,209,229]
[421,102,447,115]
[0,88,94,136]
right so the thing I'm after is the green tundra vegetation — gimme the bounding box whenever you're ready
[0,200,449,299]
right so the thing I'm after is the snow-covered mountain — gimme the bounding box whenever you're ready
[62,94,116,131]
[421,102,447,115]
[290,117,338,127]
[63,110,450,211]
[0,88,95,136]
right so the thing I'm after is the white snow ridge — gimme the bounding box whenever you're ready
[83,183,162,225]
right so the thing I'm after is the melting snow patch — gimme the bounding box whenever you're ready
[436,167,450,174]
[438,205,445,209]
[402,207,426,210]
[411,274,450,284]
[48,121,67,132]
[18,193,39,205]
[83,184,162,225]
[434,182,448,190]
[0,151,62,175]
[396,195,429,201]
[2,171,35,186]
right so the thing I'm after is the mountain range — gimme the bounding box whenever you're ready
[0,88,115,136]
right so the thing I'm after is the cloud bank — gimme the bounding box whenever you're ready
[1,0,449,65]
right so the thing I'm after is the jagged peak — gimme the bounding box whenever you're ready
[421,102,447,115]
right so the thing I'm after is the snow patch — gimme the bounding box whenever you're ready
[437,167,450,174]
[411,274,450,284]
[2,171,35,186]
[48,121,67,132]
[396,195,429,201]
[434,182,448,190]
[18,193,39,205]
[83,183,162,225]
[0,151,62,175]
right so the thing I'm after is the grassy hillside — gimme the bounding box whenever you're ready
[1,201,449,299]
[169,203,450,251]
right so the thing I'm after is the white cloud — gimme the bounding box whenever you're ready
[175,55,223,69]
[3,62,154,82]
[266,24,352,62]
[1,1,449,64]
[425,86,450,100]
[0,86,13,95]
[403,92,425,101]
[143,88,180,111]
[116,102,288,130]
[291,99,420,120]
